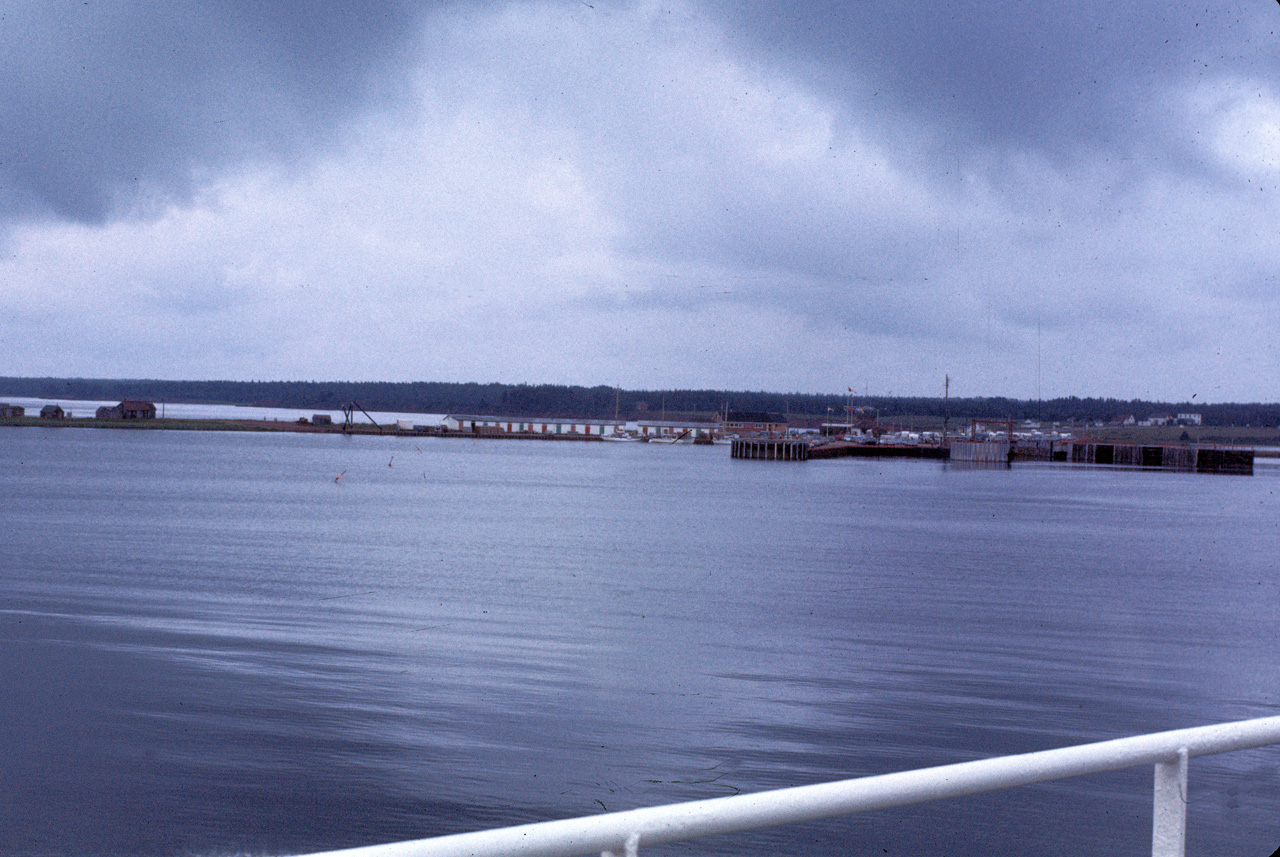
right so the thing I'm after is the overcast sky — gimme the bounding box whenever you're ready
[2,1,1278,402]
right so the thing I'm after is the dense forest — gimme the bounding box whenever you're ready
[1,376,1278,427]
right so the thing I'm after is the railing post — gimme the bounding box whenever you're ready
[601,832,639,857]
[1152,748,1189,857]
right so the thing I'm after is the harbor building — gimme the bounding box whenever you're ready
[635,418,720,439]
[443,414,621,435]
[721,411,788,435]
[96,400,158,420]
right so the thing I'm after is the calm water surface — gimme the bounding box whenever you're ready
[2,428,1278,856]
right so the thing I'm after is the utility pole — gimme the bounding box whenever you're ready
[943,374,950,443]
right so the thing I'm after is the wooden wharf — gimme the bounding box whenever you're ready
[1063,441,1253,474]
[949,439,1012,464]
[730,438,809,460]
[806,441,948,460]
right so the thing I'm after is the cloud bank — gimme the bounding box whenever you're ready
[2,1,1278,401]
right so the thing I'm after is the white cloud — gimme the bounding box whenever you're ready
[1188,79,1280,175]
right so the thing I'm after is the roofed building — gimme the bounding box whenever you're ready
[95,400,157,420]
[119,400,157,419]
[722,411,788,435]
[443,414,620,435]
[635,418,719,439]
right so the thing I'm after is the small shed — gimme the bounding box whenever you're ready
[40,405,66,419]
[97,405,124,420]
[0,403,24,418]
[312,414,333,425]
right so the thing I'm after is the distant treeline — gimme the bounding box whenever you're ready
[2,376,1278,427]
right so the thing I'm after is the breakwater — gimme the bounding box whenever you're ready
[806,441,948,460]
[0,415,607,440]
[1063,440,1253,474]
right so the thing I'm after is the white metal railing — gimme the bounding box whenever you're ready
[297,716,1280,857]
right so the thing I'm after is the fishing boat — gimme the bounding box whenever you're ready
[650,429,693,444]
[602,387,641,440]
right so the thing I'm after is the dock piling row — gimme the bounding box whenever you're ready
[730,438,809,460]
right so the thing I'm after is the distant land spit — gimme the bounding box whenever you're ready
[1,376,1278,429]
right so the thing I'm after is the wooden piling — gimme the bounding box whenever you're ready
[730,438,809,461]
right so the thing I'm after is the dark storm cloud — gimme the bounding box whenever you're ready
[709,1,1276,160]
[0,1,420,223]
